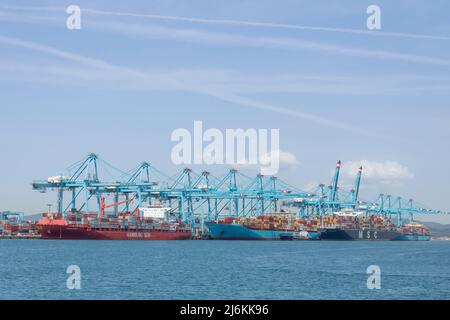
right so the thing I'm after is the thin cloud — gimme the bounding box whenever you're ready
[1,4,449,41]
[1,7,450,67]
[1,61,449,96]
[87,21,450,66]
[233,150,301,174]
[0,34,387,139]
[83,8,450,41]
[342,160,414,182]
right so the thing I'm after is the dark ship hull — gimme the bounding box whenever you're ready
[320,228,402,241]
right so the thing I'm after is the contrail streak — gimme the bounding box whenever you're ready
[2,6,450,67]
[88,21,450,66]
[83,8,450,41]
[1,12,450,66]
[1,5,449,41]
[0,34,389,139]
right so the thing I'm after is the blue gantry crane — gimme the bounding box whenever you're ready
[32,154,443,227]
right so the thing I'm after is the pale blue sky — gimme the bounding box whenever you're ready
[0,0,449,222]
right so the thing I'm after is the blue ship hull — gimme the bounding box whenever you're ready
[206,223,320,240]
[397,234,432,241]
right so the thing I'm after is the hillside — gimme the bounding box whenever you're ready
[422,222,450,238]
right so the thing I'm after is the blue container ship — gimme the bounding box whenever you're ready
[205,215,321,241]
[397,222,432,241]
[206,222,321,240]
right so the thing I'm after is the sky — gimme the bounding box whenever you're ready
[0,0,449,223]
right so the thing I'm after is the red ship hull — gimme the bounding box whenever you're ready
[37,224,192,240]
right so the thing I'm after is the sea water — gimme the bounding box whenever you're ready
[0,240,449,300]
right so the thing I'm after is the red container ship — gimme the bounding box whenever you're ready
[1,211,40,238]
[37,209,192,240]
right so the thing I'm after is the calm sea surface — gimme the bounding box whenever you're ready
[0,240,449,300]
